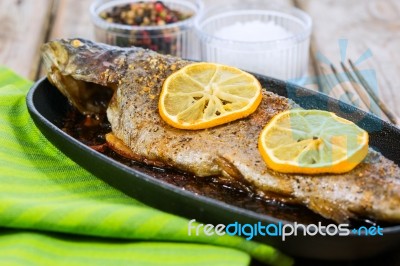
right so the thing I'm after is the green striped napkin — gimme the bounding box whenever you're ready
[0,66,293,266]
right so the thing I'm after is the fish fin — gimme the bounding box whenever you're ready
[308,196,354,223]
[106,133,166,168]
[214,155,256,194]
[106,133,138,159]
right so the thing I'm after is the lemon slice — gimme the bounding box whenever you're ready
[159,62,262,130]
[258,109,369,174]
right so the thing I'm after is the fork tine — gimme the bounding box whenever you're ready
[340,62,381,116]
[319,65,352,104]
[330,64,369,110]
[348,59,398,125]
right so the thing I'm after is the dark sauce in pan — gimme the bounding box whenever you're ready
[61,105,391,228]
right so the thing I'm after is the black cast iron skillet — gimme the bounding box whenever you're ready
[26,75,400,261]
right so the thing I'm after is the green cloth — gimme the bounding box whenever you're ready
[0,67,293,266]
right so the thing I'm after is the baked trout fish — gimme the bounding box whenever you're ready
[41,38,400,224]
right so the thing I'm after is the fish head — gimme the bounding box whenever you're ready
[41,38,104,79]
[41,38,119,114]
[41,39,71,72]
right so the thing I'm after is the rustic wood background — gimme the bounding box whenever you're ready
[1,0,398,120]
[0,0,400,265]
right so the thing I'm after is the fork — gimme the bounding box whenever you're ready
[316,59,398,125]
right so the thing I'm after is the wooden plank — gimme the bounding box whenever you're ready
[44,0,314,80]
[49,0,295,42]
[43,0,316,83]
[49,0,93,40]
[39,0,94,78]
[297,0,400,121]
[0,0,53,80]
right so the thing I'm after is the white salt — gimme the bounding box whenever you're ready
[207,19,303,79]
[214,20,292,42]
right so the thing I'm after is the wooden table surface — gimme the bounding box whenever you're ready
[2,0,399,122]
[1,0,399,265]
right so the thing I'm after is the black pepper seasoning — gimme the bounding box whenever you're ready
[101,1,192,55]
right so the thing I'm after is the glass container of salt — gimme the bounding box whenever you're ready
[195,1,312,80]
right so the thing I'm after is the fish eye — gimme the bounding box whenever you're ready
[71,39,84,48]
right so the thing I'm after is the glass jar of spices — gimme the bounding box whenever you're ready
[90,0,203,60]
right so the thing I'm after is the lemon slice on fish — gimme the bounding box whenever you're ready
[258,109,369,174]
[159,62,262,130]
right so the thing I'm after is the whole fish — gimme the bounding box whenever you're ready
[42,38,400,224]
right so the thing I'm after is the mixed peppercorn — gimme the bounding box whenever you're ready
[99,1,193,55]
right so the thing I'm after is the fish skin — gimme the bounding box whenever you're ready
[42,38,400,223]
